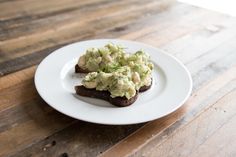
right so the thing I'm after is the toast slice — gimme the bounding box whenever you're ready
[75,85,138,107]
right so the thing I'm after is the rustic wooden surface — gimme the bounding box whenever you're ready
[0,0,236,157]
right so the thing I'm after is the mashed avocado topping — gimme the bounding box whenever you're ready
[78,43,124,72]
[79,43,154,99]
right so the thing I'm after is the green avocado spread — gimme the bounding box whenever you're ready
[78,43,154,99]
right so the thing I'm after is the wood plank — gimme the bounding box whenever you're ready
[0,78,37,112]
[188,37,236,75]
[0,97,58,133]
[190,113,236,157]
[191,49,236,90]
[0,0,142,41]
[10,63,235,157]
[0,2,208,63]
[1,54,235,156]
[0,107,76,157]
[112,5,207,41]
[100,65,236,157]
[0,91,141,157]
[0,1,181,66]
[0,0,105,20]
[0,3,194,112]
[0,98,142,157]
[2,27,235,115]
[10,123,142,157]
[136,14,236,48]
[0,2,235,156]
[1,2,235,76]
[0,18,235,157]
[0,66,36,91]
[112,2,199,39]
[0,0,17,3]
[0,43,71,76]
[0,28,235,157]
[138,90,236,157]
[0,0,143,65]
[0,0,173,76]
[165,24,236,64]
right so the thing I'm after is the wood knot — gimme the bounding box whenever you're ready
[111,26,128,32]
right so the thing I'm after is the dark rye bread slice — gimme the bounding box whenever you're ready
[75,64,152,106]
[75,85,138,107]
[75,64,90,73]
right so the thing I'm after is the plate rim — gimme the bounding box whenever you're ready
[34,39,193,125]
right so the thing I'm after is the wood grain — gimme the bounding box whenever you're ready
[100,65,236,157]
[190,112,236,157]
[0,0,107,20]
[6,22,235,157]
[0,66,35,91]
[0,0,174,76]
[0,0,236,157]
[139,89,236,157]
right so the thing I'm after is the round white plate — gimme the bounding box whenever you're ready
[35,39,192,125]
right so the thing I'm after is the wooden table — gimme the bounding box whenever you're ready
[0,0,236,156]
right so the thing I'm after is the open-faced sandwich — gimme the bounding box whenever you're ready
[74,43,154,107]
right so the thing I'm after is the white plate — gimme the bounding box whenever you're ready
[35,39,192,125]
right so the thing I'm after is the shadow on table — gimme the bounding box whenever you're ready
[20,92,144,156]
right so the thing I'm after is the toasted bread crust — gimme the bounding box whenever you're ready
[75,64,90,73]
[75,85,138,107]
[139,79,152,92]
